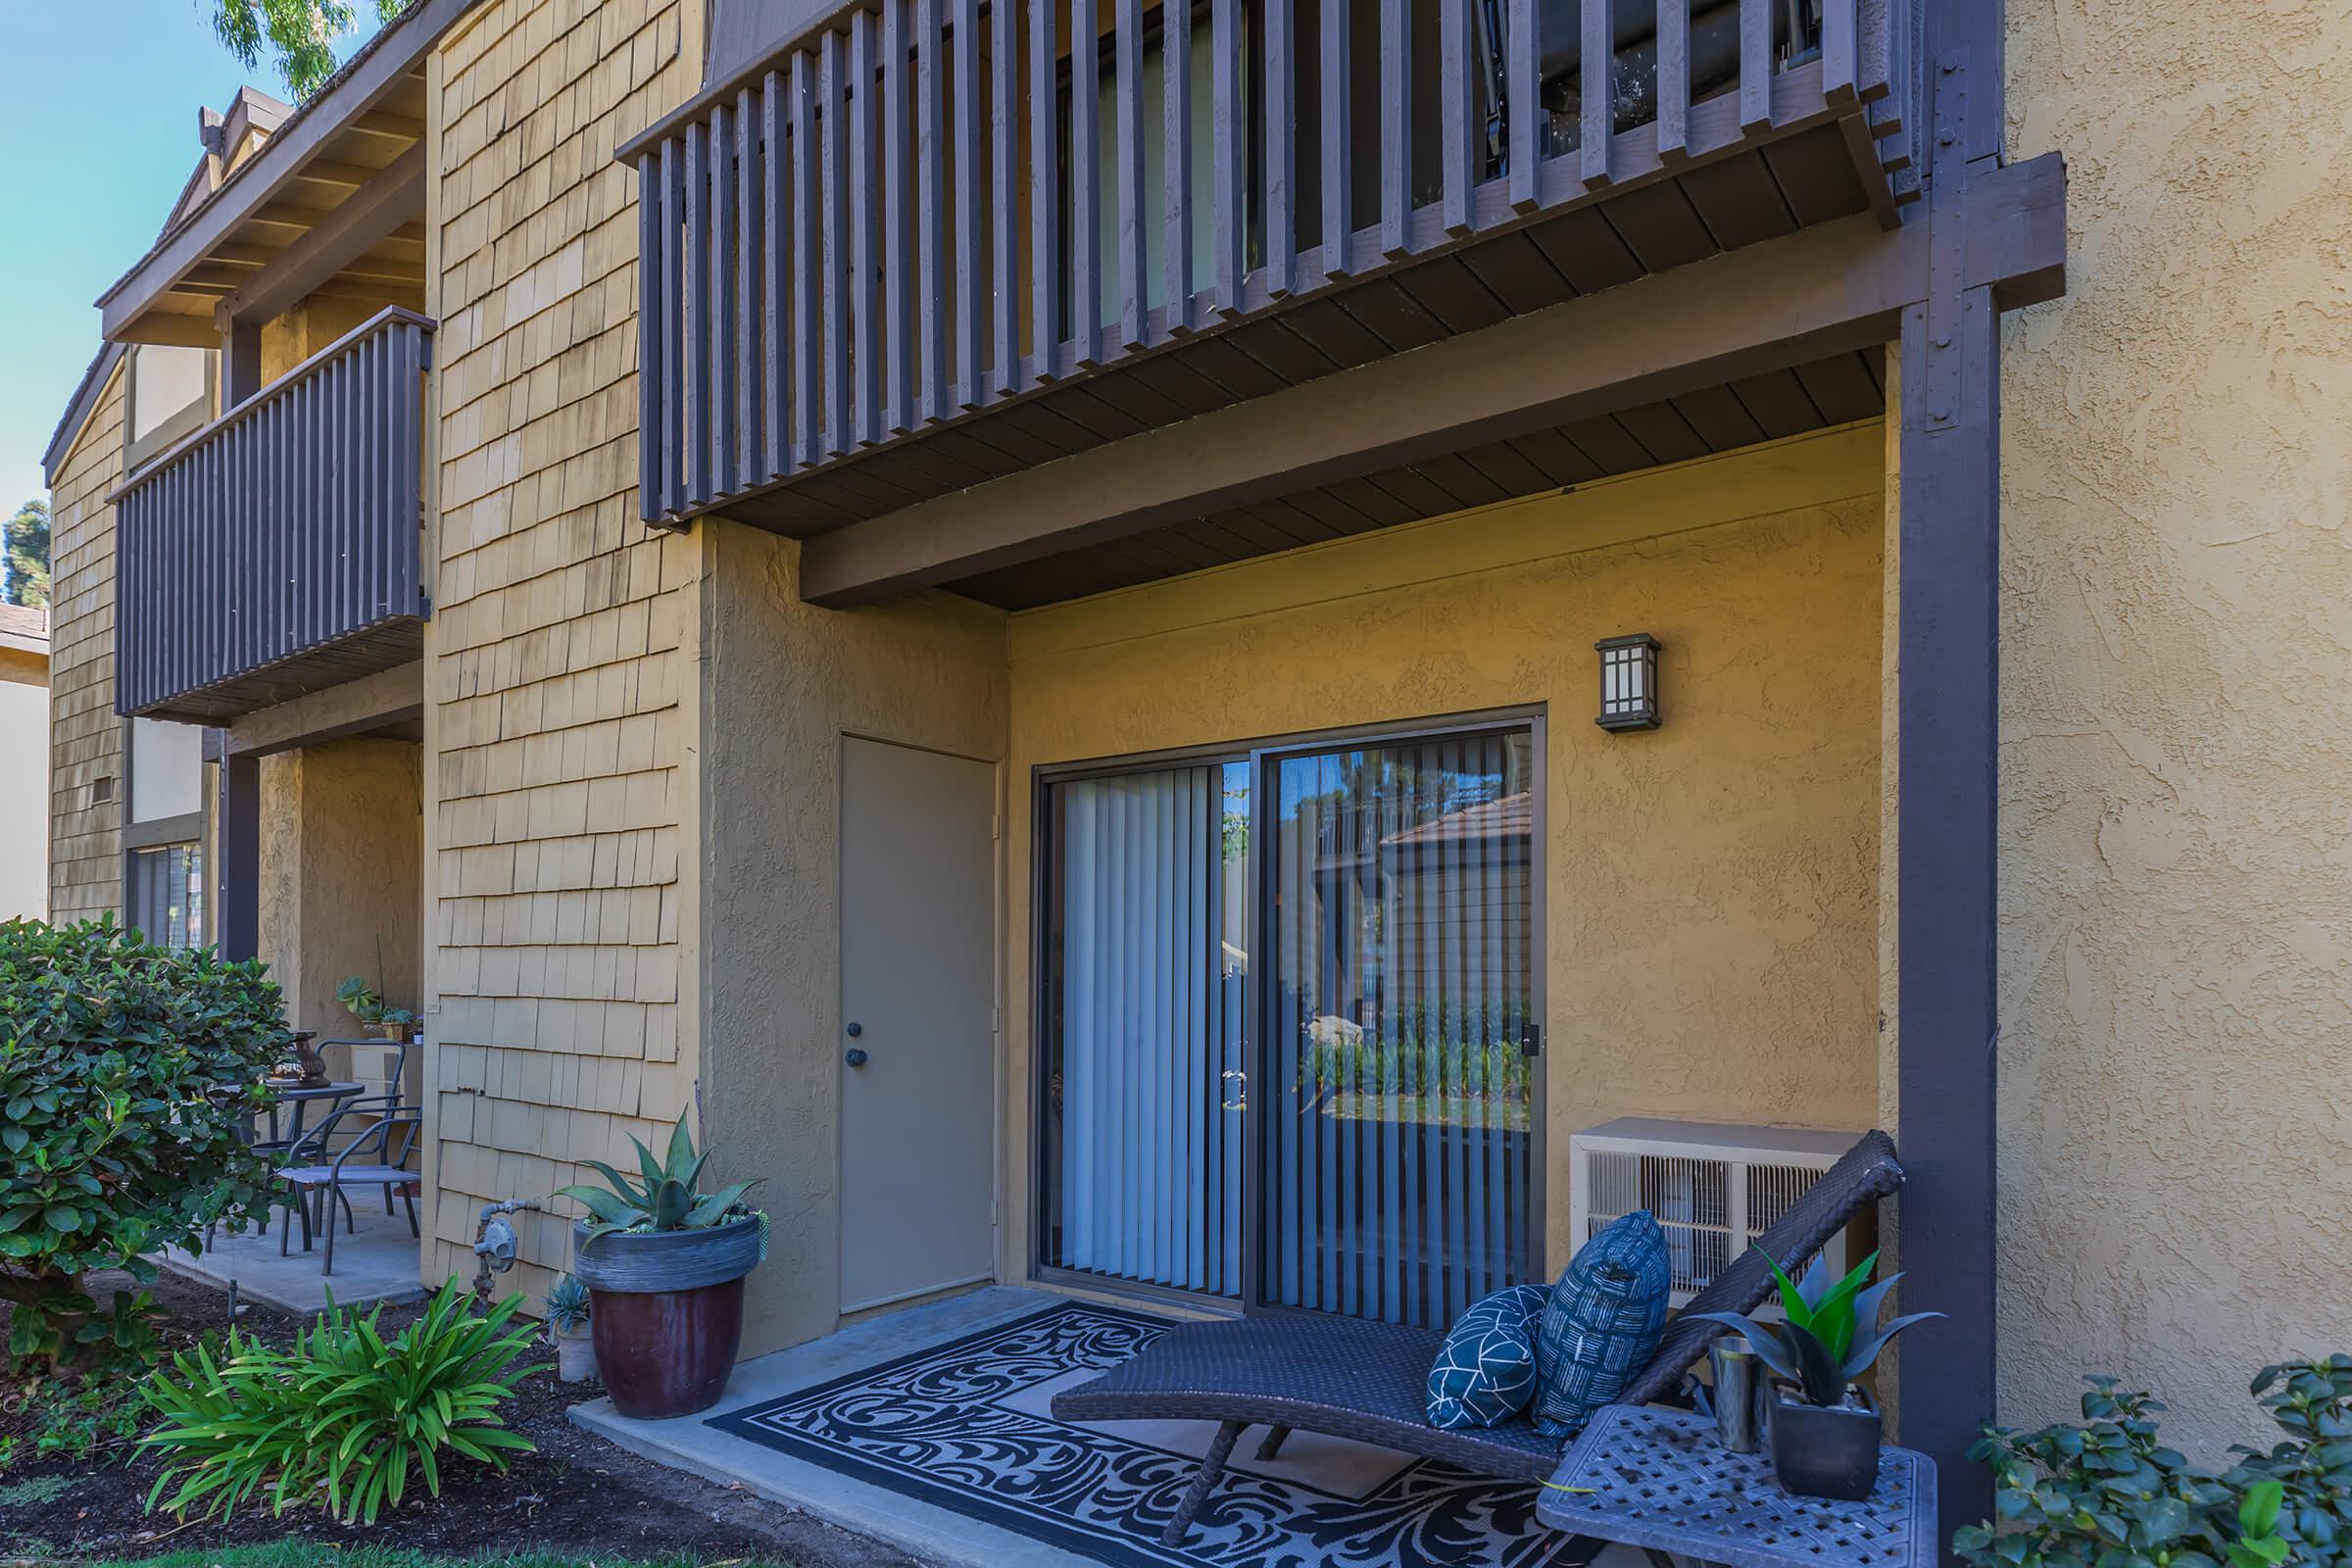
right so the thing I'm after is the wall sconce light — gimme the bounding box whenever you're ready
[1594,634,1661,732]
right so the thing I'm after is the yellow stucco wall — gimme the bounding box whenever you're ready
[255,738,424,1074]
[422,0,708,1303]
[698,521,1009,1356]
[1997,2,2352,1448]
[45,366,127,926]
[1003,423,1889,1279]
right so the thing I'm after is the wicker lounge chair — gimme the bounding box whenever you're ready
[1052,1129,1904,1546]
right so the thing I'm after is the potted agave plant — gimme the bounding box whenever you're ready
[558,1112,764,1419]
[545,1271,596,1384]
[1693,1251,1940,1501]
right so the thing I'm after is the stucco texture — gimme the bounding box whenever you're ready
[1002,424,1889,1278]
[256,737,424,1075]
[1996,1,2352,1448]
[697,520,1008,1356]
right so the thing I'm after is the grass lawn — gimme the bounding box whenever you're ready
[54,1548,798,1568]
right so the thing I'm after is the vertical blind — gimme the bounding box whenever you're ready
[1264,731,1536,1328]
[1046,764,1247,1296]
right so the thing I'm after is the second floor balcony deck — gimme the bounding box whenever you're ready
[621,0,1915,550]
[112,308,433,724]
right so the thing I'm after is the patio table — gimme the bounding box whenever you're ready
[1536,1403,1937,1568]
[262,1080,366,1150]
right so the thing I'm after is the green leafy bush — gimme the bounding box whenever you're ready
[0,916,291,1368]
[142,1279,541,1525]
[1955,1358,2352,1568]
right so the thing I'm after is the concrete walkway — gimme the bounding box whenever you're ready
[159,1200,428,1316]
[572,1284,1642,1568]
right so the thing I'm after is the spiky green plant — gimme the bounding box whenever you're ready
[556,1112,763,1243]
[1690,1250,1941,1408]
[140,1278,538,1524]
[543,1272,591,1335]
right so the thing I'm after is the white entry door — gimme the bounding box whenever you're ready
[838,736,998,1313]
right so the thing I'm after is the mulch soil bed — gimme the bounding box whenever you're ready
[0,1268,921,1566]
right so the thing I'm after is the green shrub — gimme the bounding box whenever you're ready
[0,916,291,1369]
[142,1278,541,1525]
[1955,1358,2352,1568]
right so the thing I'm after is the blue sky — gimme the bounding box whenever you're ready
[0,7,373,513]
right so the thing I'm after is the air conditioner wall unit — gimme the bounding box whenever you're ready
[1568,1118,1867,1306]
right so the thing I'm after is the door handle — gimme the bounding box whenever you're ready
[845,1047,869,1067]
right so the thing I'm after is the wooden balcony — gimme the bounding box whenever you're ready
[112,308,432,724]
[621,0,1914,543]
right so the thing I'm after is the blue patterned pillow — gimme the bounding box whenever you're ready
[1531,1210,1673,1438]
[1426,1283,1551,1429]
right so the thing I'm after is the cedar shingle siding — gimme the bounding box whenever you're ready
[424,0,702,1298]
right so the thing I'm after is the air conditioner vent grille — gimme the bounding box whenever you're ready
[1569,1119,1862,1307]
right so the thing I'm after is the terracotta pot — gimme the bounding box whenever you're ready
[571,1215,761,1419]
[554,1323,599,1384]
[1767,1386,1883,1501]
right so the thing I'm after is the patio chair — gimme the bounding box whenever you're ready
[1051,1129,1903,1547]
[275,1098,423,1276]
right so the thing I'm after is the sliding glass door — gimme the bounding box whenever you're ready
[1038,719,1540,1326]
[1258,729,1539,1328]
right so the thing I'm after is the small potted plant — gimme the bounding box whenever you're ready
[545,1271,597,1384]
[557,1111,763,1419]
[1692,1251,1940,1500]
[336,975,420,1042]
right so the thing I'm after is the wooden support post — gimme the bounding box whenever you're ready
[1895,25,2004,1561]
[215,751,260,962]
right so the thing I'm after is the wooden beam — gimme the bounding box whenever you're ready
[797,153,2063,605]
[223,660,424,758]
[220,142,426,325]
[95,0,468,340]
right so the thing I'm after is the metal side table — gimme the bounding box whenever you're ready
[1535,1404,1937,1568]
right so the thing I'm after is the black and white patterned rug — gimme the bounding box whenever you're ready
[709,1301,1585,1567]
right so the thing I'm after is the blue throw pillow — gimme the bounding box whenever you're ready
[1531,1210,1673,1438]
[1426,1283,1551,1429]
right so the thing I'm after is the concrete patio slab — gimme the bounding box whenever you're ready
[571,1284,1643,1568]
[158,1201,428,1316]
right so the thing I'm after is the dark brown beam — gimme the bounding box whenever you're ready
[95,0,466,340]
[798,152,2063,605]
[219,143,425,328]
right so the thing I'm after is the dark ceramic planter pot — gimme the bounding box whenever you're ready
[572,1215,761,1419]
[1767,1386,1883,1501]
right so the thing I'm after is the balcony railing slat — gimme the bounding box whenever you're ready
[1378,0,1409,259]
[853,11,884,442]
[953,0,985,405]
[1824,0,1857,101]
[1162,0,1194,327]
[822,27,852,455]
[1114,0,1146,351]
[1320,0,1351,272]
[1507,0,1540,209]
[1656,0,1690,162]
[792,48,820,465]
[1212,0,1245,313]
[762,69,788,472]
[1440,0,1473,237]
[915,0,947,415]
[636,151,662,518]
[1068,0,1102,365]
[1263,0,1296,297]
[989,0,1019,396]
[113,310,430,720]
[1583,0,1614,187]
[710,99,738,497]
[735,89,760,485]
[1740,0,1772,131]
[684,118,710,503]
[1026,0,1058,384]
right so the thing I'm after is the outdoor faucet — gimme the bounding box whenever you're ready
[469,1198,542,1309]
